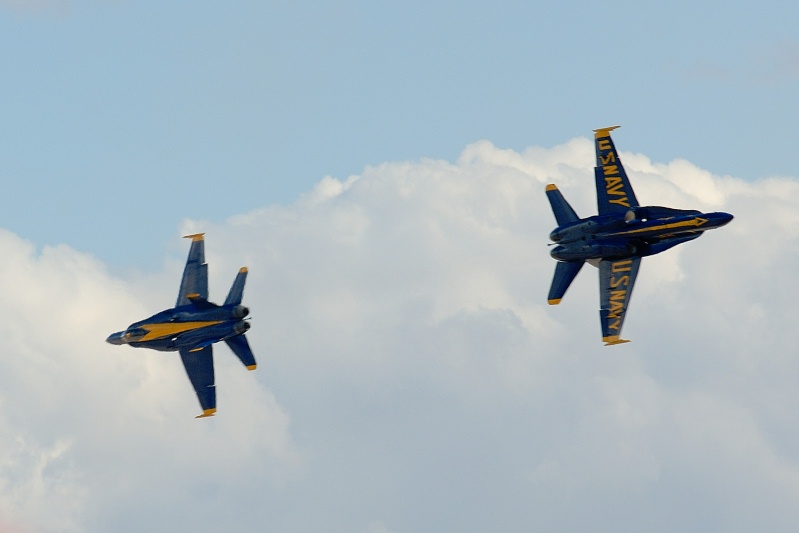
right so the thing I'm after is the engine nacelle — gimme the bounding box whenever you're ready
[234,320,251,335]
[232,305,250,319]
[549,220,598,243]
[550,241,636,261]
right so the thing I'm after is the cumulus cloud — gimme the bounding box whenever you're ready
[2,136,799,532]
[0,231,299,532]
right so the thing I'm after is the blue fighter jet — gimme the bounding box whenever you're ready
[546,126,733,345]
[106,234,256,417]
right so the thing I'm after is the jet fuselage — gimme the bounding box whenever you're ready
[549,208,733,262]
[106,234,255,417]
[545,126,734,345]
[106,303,250,352]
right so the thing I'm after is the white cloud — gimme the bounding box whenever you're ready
[3,136,799,531]
[0,230,300,532]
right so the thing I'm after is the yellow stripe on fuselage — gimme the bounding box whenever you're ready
[139,321,224,342]
[606,217,707,237]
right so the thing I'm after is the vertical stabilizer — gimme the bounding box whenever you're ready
[548,260,585,305]
[545,184,580,226]
[224,267,248,306]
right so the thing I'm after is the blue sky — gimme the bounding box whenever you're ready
[3,3,799,533]
[1,1,798,267]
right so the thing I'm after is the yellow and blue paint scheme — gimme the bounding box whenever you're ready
[106,234,257,417]
[545,127,733,345]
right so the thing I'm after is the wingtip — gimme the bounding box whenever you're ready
[195,408,217,418]
[183,233,205,242]
[246,364,257,371]
[239,267,248,274]
[548,298,562,305]
[593,125,621,138]
[603,336,631,346]
[545,184,558,192]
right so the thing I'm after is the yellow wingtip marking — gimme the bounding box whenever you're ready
[603,336,631,346]
[183,233,205,242]
[246,364,257,371]
[239,267,248,273]
[548,298,562,305]
[545,183,558,192]
[195,408,216,418]
[593,125,621,138]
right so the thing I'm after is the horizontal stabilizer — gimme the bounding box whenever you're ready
[225,334,257,370]
[224,267,248,306]
[548,260,584,304]
[545,184,580,226]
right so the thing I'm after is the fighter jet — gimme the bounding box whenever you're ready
[546,126,733,345]
[106,234,256,417]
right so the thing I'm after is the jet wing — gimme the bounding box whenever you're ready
[179,345,217,417]
[594,126,639,216]
[598,257,641,345]
[177,233,209,307]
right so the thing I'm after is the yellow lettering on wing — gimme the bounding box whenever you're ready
[601,158,629,207]
[604,176,622,189]
[598,139,612,151]
[610,289,626,302]
[606,181,626,196]
[601,152,616,165]
[612,260,633,272]
[608,298,627,319]
[610,275,629,288]
[606,259,632,326]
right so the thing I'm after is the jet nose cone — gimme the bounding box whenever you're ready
[106,331,126,345]
[711,212,734,227]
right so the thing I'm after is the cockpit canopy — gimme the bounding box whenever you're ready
[123,328,147,341]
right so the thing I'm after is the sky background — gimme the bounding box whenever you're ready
[1,0,798,268]
[1,1,799,532]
